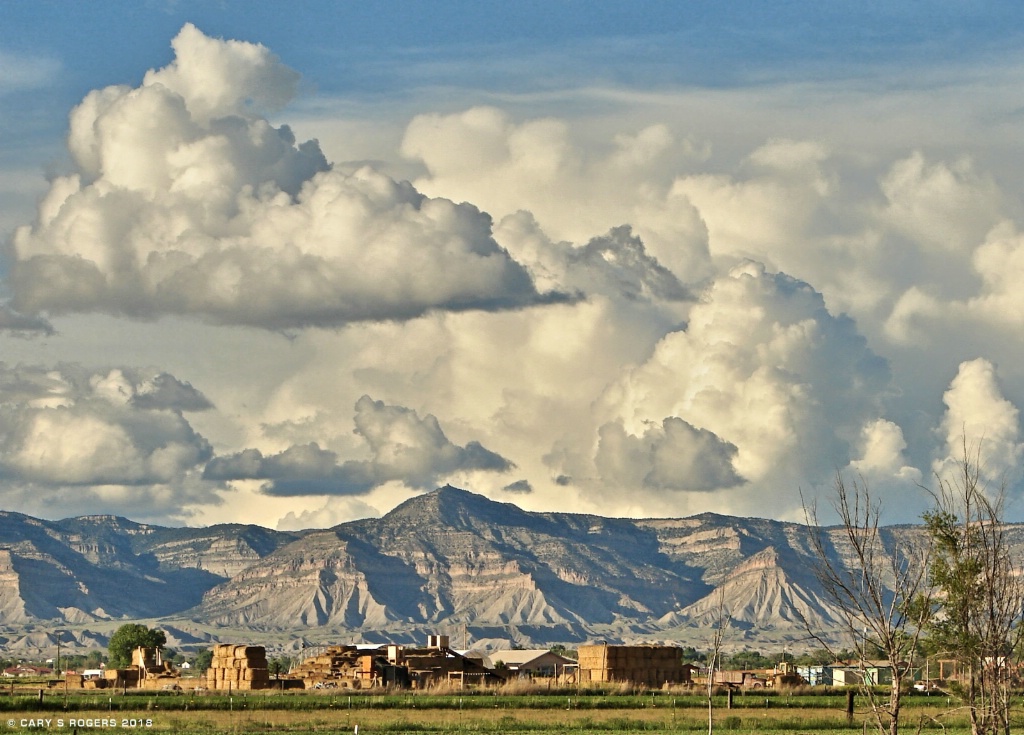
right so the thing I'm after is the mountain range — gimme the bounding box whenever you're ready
[0,486,967,655]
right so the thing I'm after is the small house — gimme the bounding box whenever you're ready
[484,649,575,678]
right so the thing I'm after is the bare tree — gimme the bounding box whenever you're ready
[706,587,730,735]
[922,439,1024,735]
[803,472,932,735]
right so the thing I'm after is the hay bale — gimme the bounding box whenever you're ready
[244,668,269,682]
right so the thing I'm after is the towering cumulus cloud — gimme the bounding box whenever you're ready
[933,358,1023,490]
[10,25,545,329]
[591,261,892,515]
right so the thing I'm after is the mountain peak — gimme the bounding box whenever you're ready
[379,485,529,530]
[55,515,151,535]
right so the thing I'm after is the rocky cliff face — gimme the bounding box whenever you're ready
[198,486,708,631]
[0,511,300,625]
[0,486,952,649]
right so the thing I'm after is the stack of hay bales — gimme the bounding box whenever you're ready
[577,644,607,683]
[103,667,139,688]
[290,646,368,688]
[577,644,686,687]
[206,644,270,691]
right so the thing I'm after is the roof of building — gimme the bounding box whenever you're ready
[3,665,52,676]
[486,649,575,669]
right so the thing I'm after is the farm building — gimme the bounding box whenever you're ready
[796,665,832,686]
[797,661,897,687]
[577,644,691,687]
[479,649,576,678]
[401,635,505,688]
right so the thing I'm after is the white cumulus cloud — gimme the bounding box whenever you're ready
[0,364,217,522]
[402,106,715,283]
[591,260,891,516]
[933,358,1024,494]
[595,418,742,492]
[204,395,513,496]
[10,25,550,330]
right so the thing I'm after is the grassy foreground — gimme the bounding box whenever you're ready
[0,685,993,734]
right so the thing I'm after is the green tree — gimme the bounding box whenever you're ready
[548,644,577,659]
[62,654,86,671]
[793,648,835,666]
[679,646,706,664]
[726,650,772,670]
[193,649,213,673]
[83,650,106,669]
[268,657,290,677]
[920,441,1024,735]
[107,624,167,669]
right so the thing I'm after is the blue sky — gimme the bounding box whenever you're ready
[7,2,1024,118]
[1,2,1024,528]
[6,2,1024,178]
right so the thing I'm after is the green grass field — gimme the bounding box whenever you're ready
[0,685,997,734]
